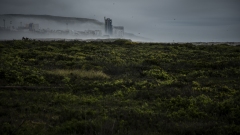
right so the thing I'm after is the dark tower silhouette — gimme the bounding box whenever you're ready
[3,19,5,29]
[104,17,112,35]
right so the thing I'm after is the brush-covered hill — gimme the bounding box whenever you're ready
[0,40,240,134]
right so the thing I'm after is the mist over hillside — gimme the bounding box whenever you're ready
[0,14,103,31]
[0,14,148,41]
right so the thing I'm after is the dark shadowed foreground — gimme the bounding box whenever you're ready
[0,40,240,135]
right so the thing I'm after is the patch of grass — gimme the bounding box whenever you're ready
[46,69,110,79]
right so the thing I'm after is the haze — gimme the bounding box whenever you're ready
[1,0,240,42]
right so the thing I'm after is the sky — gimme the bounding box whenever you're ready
[0,0,240,42]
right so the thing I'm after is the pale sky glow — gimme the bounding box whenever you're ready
[1,0,240,42]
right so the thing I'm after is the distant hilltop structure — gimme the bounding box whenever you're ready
[113,26,124,38]
[104,17,124,38]
[104,17,113,35]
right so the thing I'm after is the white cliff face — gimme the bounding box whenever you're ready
[0,14,104,32]
[0,14,106,40]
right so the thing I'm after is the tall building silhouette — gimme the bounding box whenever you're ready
[104,17,112,35]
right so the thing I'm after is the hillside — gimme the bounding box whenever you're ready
[0,40,240,134]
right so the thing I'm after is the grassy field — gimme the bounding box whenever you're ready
[0,40,240,135]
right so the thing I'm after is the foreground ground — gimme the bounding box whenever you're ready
[0,40,240,135]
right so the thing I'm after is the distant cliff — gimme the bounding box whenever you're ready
[0,14,103,25]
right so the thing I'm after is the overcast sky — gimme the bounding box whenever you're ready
[1,0,240,42]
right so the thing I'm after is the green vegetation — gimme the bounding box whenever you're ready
[0,40,240,135]
[46,69,109,79]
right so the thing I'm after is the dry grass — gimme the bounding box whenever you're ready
[46,69,110,79]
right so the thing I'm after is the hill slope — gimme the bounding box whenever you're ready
[0,40,240,134]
